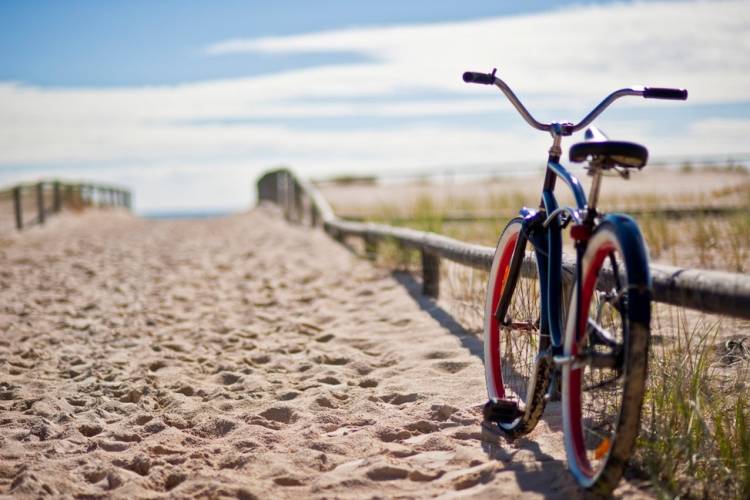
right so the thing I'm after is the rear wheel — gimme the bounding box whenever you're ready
[562,220,650,494]
[484,218,551,437]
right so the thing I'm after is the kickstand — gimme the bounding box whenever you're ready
[483,399,523,424]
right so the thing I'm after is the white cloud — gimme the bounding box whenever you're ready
[1,0,749,211]
[205,0,750,105]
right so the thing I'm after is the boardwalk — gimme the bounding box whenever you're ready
[0,207,646,498]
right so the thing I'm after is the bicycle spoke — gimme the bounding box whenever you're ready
[500,275,542,402]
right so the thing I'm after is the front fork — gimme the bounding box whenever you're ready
[493,210,546,331]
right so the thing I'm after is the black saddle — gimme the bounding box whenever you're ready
[569,127,648,169]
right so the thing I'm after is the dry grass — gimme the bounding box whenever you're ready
[636,306,750,498]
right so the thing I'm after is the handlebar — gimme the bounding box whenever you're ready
[463,71,495,85]
[463,69,688,136]
[643,87,689,100]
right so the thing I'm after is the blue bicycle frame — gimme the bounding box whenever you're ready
[515,158,588,352]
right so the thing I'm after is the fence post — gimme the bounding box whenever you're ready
[421,250,440,298]
[294,180,303,223]
[53,181,62,212]
[287,175,295,221]
[13,186,22,230]
[36,182,45,225]
[64,184,73,207]
[364,235,378,261]
[277,173,287,218]
[310,204,318,227]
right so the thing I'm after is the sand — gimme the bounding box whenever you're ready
[0,206,649,499]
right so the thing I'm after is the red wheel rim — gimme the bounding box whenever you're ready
[567,241,615,477]
[488,232,519,399]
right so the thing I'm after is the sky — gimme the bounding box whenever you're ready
[1,0,749,213]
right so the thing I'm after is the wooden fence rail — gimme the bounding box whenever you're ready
[257,169,750,321]
[337,205,749,224]
[1,179,132,231]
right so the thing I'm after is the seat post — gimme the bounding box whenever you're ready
[587,163,604,213]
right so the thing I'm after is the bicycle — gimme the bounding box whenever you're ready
[463,68,687,494]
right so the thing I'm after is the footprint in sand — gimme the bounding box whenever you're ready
[217,372,243,385]
[366,465,409,481]
[376,427,412,442]
[315,396,337,409]
[132,414,153,426]
[193,417,238,438]
[174,385,195,397]
[82,468,107,484]
[405,420,440,435]
[274,476,305,486]
[278,391,300,401]
[165,472,187,491]
[78,423,103,437]
[148,360,167,372]
[110,431,141,443]
[112,455,151,476]
[258,406,298,424]
[97,440,130,452]
[358,378,378,388]
[313,354,349,366]
[429,404,460,422]
[378,393,420,405]
[433,361,471,374]
[441,463,496,491]
[423,351,456,360]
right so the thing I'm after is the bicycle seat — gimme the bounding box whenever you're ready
[569,127,648,169]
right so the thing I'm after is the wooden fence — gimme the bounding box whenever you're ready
[0,180,131,231]
[337,205,748,224]
[257,168,750,321]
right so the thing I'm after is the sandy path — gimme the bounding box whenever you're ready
[0,206,647,499]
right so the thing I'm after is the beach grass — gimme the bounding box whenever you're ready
[635,308,750,498]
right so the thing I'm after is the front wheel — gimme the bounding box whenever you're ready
[484,217,551,437]
[562,217,651,494]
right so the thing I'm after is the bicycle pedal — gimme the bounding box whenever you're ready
[483,399,523,423]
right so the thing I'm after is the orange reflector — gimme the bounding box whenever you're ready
[594,437,611,459]
[500,264,511,292]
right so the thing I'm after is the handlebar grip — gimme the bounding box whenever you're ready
[463,71,495,85]
[643,87,688,100]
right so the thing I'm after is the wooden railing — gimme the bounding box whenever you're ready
[337,205,749,224]
[0,180,131,231]
[257,168,750,321]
